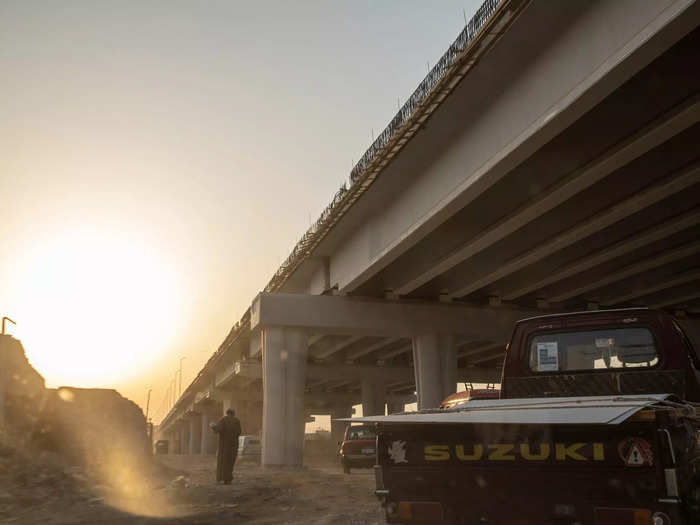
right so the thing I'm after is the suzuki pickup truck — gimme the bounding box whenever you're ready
[357,309,700,524]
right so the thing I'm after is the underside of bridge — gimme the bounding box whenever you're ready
[157,0,700,467]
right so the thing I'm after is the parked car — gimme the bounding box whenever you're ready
[237,434,261,463]
[339,424,376,474]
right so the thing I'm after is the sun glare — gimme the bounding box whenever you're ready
[9,227,182,387]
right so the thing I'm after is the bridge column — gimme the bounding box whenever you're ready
[361,378,386,416]
[167,429,177,454]
[175,424,184,454]
[247,399,263,435]
[261,327,308,467]
[387,399,405,414]
[181,420,191,455]
[412,334,457,409]
[234,399,248,433]
[188,413,202,455]
[201,406,219,455]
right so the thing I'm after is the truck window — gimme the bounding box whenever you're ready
[348,428,376,440]
[528,327,658,373]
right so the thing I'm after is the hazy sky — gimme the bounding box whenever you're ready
[1,0,482,421]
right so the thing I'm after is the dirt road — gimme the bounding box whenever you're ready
[3,454,385,525]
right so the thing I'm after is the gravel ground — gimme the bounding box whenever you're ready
[1,452,385,525]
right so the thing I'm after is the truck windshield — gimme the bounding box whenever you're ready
[348,428,376,440]
[529,327,658,372]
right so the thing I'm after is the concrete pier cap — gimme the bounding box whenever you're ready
[250,292,533,466]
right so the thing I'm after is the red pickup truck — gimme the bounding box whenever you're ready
[339,424,376,474]
[362,309,700,524]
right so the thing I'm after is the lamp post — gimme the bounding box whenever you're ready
[1,317,16,335]
[145,388,152,421]
[178,357,186,397]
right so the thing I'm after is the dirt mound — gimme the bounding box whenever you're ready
[34,387,149,466]
[0,432,94,523]
[0,334,45,437]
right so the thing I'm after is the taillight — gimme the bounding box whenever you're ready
[595,508,653,525]
[397,502,443,521]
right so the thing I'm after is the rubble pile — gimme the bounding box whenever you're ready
[0,432,94,522]
[35,387,149,467]
[0,334,45,438]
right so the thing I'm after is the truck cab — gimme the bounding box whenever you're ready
[501,309,700,402]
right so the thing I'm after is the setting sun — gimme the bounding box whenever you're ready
[7,226,183,387]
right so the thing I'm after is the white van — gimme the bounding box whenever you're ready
[237,435,261,462]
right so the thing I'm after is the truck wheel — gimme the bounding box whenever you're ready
[343,462,351,474]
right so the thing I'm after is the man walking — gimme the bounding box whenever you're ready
[211,408,242,484]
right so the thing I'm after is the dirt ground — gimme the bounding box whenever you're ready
[1,454,386,525]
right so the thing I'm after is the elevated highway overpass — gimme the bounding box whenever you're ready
[157,0,700,467]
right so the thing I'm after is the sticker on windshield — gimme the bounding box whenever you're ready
[536,342,559,371]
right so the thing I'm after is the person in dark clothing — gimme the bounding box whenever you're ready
[211,408,242,484]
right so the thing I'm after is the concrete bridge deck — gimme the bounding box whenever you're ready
[157,0,700,466]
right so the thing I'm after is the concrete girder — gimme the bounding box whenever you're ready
[653,291,700,309]
[345,337,400,361]
[449,156,700,299]
[550,239,700,302]
[390,93,700,297]
[305,392,359,408]
[376,343,412,361]
[305,378,331,391]
[324,379,355,391]
[314,335,364,360]
[457,342,504,359]
[469,350,507,365]
[604,268,700,306]
[504,207,700,301]
[308,334,324,347]
[335,0,700,296]
[251,292,536,340]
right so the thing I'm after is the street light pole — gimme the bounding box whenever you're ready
[145,388,152,421]
[1,317,16,335]
[178,357,186,397]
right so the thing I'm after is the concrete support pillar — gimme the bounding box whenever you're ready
[412,334,457,409]
[223,396,233,414]
[201,408,218,455]
[188,413,202,455]
[235,399,248,432]
[361,378,386,416]
[175,427,183,454]
[182,422,191,455]
[330,405,352,444]
[387,399,405,414]
[261,327,308,467]
[247,400,263,435]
